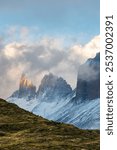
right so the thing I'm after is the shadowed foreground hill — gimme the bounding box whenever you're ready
[0,98,100,150]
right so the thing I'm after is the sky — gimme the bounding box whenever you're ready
[0,0,100,98]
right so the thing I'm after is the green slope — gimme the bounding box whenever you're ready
[0,98,100,150]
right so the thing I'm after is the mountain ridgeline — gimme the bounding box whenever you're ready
[7,53,100,129]
[0,98,100,150]
[36,73,72,102]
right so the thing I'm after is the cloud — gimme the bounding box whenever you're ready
[70,35,100,64]
[78,60,100,81]
[0,29,100,98]
[3,43,25,59]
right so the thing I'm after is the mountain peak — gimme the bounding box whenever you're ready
[76,52,100,101]
[20,74,34,89]
[37,73,72,101]
[39,73,72,90]
[18,74,36,99]
[10,74,36,100]
[40,73,58,87]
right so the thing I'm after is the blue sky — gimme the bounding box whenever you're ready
[0,0,100,44]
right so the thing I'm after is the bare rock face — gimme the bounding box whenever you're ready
[36,73,72,102]
[76,53,100,101]
[11,74,36,100]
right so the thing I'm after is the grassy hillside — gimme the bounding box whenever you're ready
[0,98,100,150]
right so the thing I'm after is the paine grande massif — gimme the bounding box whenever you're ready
[7,53,100,129]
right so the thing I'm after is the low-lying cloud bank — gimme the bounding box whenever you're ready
[0,27,100,98]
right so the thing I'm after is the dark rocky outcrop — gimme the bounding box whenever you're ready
[76,53,100,101]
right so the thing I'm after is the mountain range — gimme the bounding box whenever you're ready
[7,53,100,129]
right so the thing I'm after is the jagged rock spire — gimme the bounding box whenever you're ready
[19,74,34,89]
[37,73,72,101]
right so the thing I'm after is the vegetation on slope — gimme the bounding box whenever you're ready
[0,98,100,150]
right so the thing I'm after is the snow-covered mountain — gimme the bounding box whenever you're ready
[7,53,100,129]
[8,74,38,111]
[36,73,72,102]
